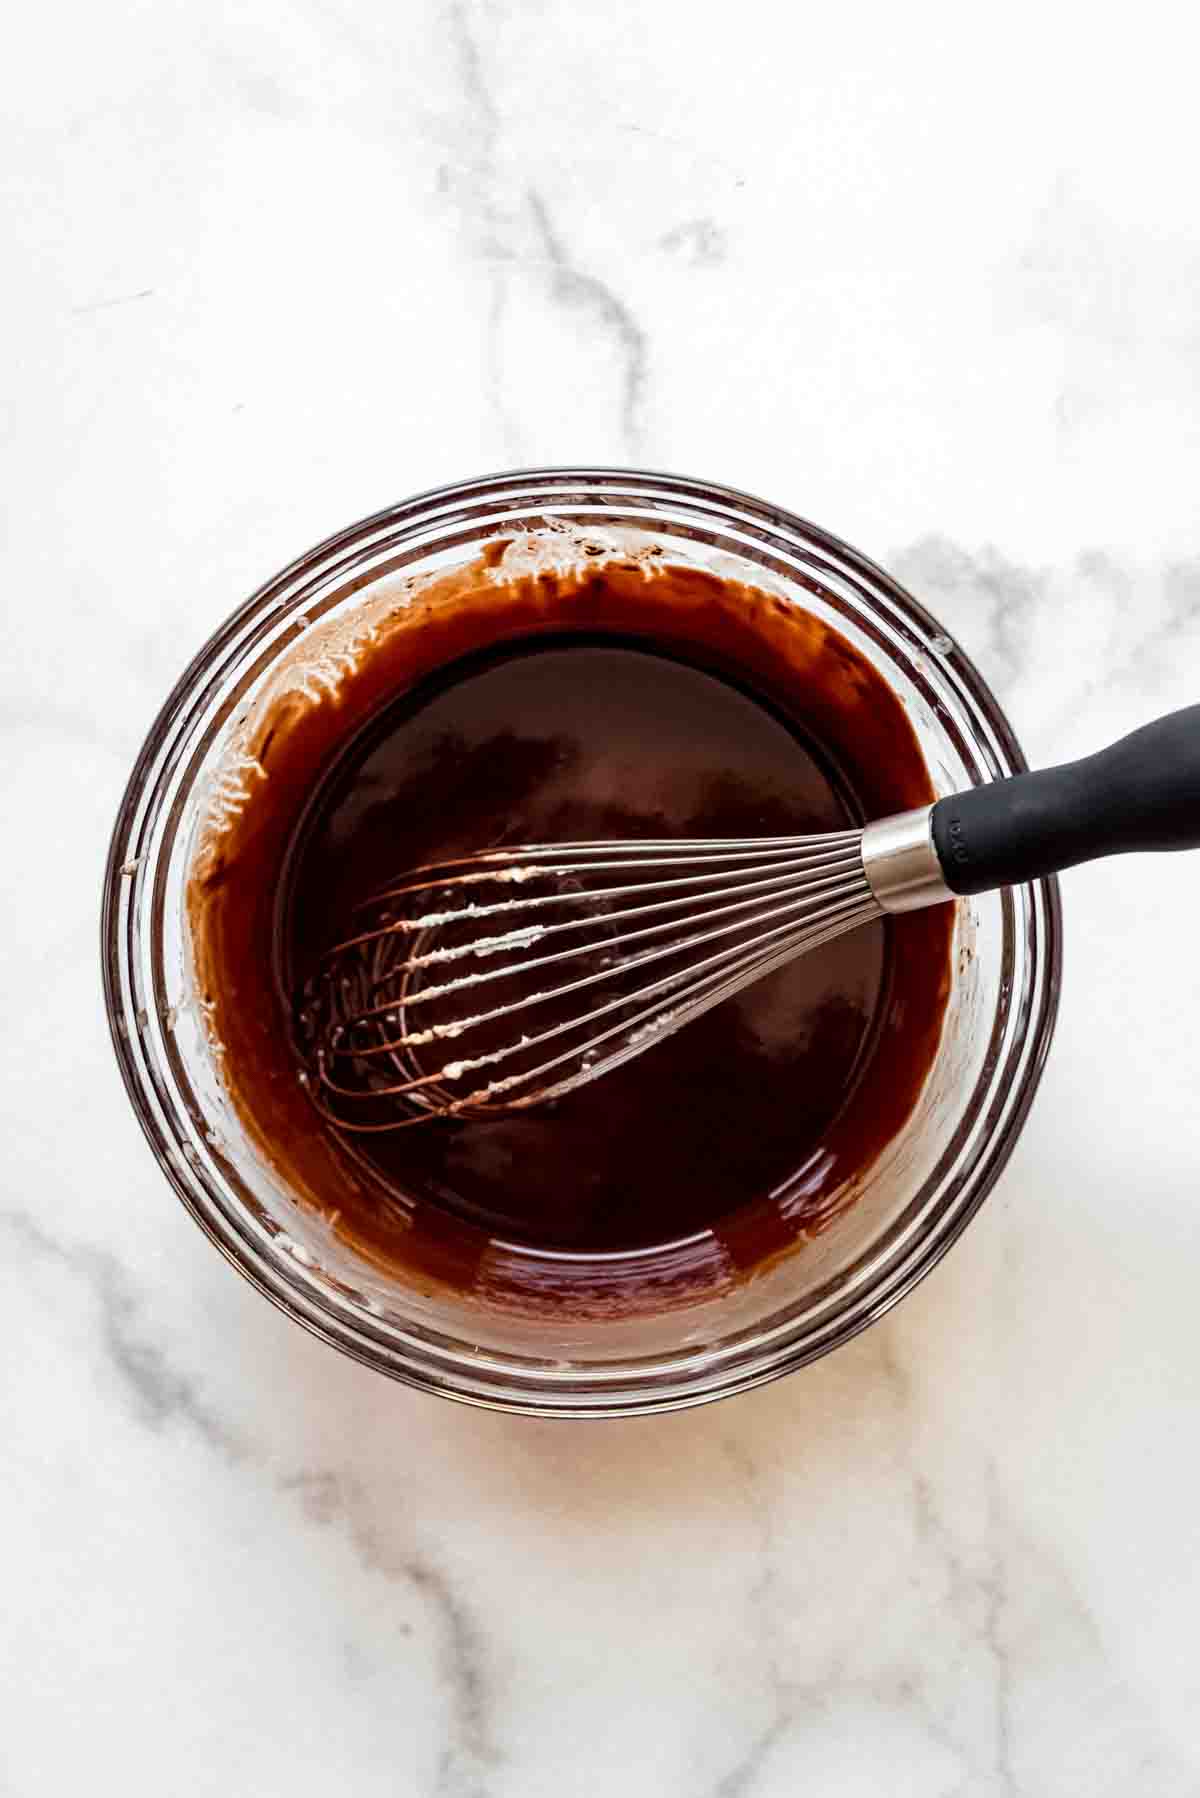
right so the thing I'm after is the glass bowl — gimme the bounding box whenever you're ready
[102,469,1062,1415]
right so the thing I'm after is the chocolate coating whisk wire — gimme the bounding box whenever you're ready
[295,833,887,1131]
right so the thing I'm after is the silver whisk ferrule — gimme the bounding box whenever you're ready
[860,806,951,912]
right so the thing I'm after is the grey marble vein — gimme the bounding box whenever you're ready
[1161,557,1200,638]
[878,1331,1022,1794]
[892,540,1200,731]
[882,1328,1198,1796]
[2,1207,241,1456]
[911,1467,1017,1798]
[438,4,649,456]
[444,0,496,144]
[526,187,648,455]
[658,216,727,267]
[1075,552,1199,704]
[70,288,156,316]
[979,1469,1016,1798]
[708,1436,852,1798]
[1109,570,1199,705]
[410,1556,493,1798]
[711,1714,791,1798]
[891,536,1041,695]
[283,1468,497,1795]
[442,0,519,459]
[712,1438,788,1797]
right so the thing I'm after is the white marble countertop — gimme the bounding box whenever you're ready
[5,2,1200,1792]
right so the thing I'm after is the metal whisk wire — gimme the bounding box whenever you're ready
[295,833,886,1131]
[290,703,1200,1132]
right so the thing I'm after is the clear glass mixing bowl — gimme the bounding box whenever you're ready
[102,469,1062,1415]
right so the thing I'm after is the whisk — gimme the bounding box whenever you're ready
[297,705,1200,1130]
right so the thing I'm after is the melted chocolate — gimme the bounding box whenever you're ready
[190,550,952,1315]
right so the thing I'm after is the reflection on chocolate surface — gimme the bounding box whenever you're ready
[190,547,952,1314]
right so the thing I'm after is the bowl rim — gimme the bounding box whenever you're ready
[101,466,1063,1415]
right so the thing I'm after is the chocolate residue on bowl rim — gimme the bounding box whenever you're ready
[187,529,953,1317]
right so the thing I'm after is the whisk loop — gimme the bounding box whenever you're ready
[294,833,885,1132]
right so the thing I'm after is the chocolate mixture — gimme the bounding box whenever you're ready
[190,545,952,1314]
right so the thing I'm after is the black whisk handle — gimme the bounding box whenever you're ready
[931,704,1200,895]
